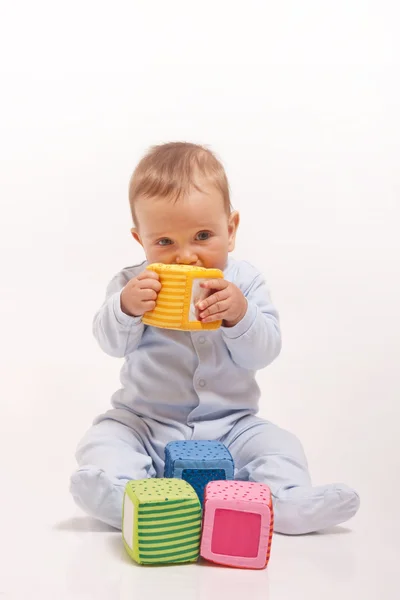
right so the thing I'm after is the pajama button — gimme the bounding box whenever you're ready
[198,336,206,344]
[198,379,206,387]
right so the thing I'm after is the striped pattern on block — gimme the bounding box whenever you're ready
[142,263,223,331]
[200,481,274,570]
[164,440,235,506]
[122,479,202,565]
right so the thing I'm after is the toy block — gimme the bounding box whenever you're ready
[164,440,235,505]
[122,478,202,565]
[142,263,224,330]
[200,481,274,569]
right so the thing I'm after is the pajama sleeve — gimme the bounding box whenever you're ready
[92,266,146,358]
[221,264,282,370]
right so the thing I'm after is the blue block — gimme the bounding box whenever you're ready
[164,440,235,505]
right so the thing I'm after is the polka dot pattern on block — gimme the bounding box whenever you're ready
[182,469,226,504]
[125,478,200,503]
[205,481,271,504]
[164,440,235,506]
[165,440,234,462]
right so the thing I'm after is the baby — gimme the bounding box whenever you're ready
[70,142,360,534]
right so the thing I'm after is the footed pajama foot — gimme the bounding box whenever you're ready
[273,483,360,535]
[70,465,127,529]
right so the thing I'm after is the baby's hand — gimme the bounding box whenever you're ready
[120,270,161,317]
[197,280,247,328]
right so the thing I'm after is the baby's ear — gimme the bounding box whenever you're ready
[131,227,143,247]
[228,211,240,251]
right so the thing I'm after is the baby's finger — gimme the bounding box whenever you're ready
[201,310,227,323]
[142,300,156,312]
[139,278,162,292]
[197,289,229,312]
[200,299,230,319]
[200,279,228,292]
[141,289,158,301]
[138,270,160,281]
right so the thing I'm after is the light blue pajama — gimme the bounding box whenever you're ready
[71,257,360,534]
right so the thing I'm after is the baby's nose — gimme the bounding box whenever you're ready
[176,250,198,265]
[176,257,198,265]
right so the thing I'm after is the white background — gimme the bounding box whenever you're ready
[0,1,399,598]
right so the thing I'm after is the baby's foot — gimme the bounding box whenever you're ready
[273,483,360,535]
[70,466,127,530]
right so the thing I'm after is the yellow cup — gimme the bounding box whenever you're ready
[142,263,224,331]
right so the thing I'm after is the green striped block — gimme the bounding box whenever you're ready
[122,478,202,565]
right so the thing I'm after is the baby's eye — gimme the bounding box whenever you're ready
[196,231,211,241]
[157,238,173,246]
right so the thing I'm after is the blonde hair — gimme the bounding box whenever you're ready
[129,142,231,224]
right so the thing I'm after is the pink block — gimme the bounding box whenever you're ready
[200,481,274,569]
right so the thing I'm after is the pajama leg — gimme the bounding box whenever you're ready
[222,417,360,535]
[70,419,156,529]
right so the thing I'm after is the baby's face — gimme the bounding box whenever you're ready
[132,184,239,271]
